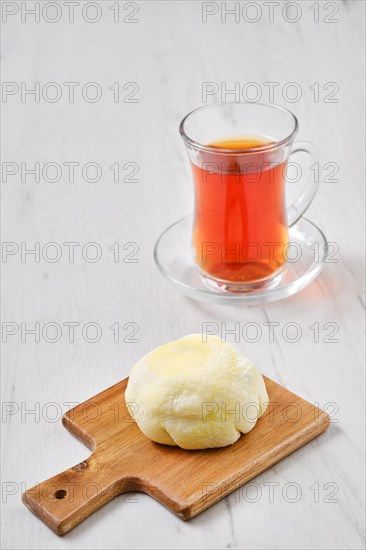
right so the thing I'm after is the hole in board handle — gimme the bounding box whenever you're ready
[54,489,67,500]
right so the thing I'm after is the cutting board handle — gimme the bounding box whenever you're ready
[22,453,131,536]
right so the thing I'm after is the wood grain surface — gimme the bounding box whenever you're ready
[22,376,330,536]
[3,1,365,548]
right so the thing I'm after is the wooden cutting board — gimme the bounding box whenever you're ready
[22,376,330,535]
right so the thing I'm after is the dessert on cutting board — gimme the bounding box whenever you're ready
[22,333,330,535]
[125,334,268,450]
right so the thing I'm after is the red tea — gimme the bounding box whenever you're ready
[192,137,289,284]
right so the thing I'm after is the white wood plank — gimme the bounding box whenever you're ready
[1,1,365,548]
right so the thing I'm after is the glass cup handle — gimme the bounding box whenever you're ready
[287,141,320,227]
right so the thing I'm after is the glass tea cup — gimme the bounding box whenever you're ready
[179,102,319,292]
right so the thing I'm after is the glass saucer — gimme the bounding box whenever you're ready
[154,216,328,305]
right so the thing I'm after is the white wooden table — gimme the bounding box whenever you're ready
[1,1,365,548]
